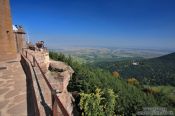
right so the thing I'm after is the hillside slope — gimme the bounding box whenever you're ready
[49,52,158,115]
[94,52,175,86]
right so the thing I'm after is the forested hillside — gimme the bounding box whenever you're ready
[49,52,175,115]
[94,52,175,86]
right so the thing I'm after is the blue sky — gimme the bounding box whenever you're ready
[10,0,175,49]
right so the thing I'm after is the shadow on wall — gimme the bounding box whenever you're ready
[20,54,52,116]
[20,55,37,115]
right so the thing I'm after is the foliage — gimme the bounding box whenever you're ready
[93,52,175,86]
[49,51,158,115]
[112,71,120,78]
[127,78,139,87]
[80,88,104,116]
[103,89,117,115]
[80,88,117,116]
[148,86,175,107]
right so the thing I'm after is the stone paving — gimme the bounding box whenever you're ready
[0,55,27,116]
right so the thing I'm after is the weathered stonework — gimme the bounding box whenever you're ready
[49,60,74,92]
[24,49,50,73]
[14,26,26,52]
[0,0,17,61]
[24,48,75,115]
[47,60,75,116]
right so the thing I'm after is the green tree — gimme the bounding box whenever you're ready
[103,89,117,116]
[80,88,104,116]
[80,88,117,116]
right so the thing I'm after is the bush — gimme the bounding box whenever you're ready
[80,88,117,116]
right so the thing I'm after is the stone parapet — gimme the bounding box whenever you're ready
[24,49,50,73]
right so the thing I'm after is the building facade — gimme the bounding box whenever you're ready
[0,0,17,61]
[13,25,26,53]
[0,0,27,61]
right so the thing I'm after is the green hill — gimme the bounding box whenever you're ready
[94,52,175,86]
[156,52,175,61]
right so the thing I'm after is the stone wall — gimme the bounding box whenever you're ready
[20,54,40,115]
[0,0,17,61]
[14,27,26,53]
[24,49,50,73]
[22,49,75,115]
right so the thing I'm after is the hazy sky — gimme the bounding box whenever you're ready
[10,0,175,49]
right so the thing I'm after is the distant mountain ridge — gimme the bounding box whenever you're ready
[155,52,175,61]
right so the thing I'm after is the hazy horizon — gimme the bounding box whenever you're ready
[47,44,175,51]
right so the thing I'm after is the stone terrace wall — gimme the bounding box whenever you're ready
[24,49,49,73]
[23,49,74,115]
[20,54,40,115]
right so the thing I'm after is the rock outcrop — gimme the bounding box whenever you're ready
[46,60,74,116]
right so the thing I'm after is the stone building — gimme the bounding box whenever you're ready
[0,0,26,61]
[0,0,17,61]
[13,25,26,52]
